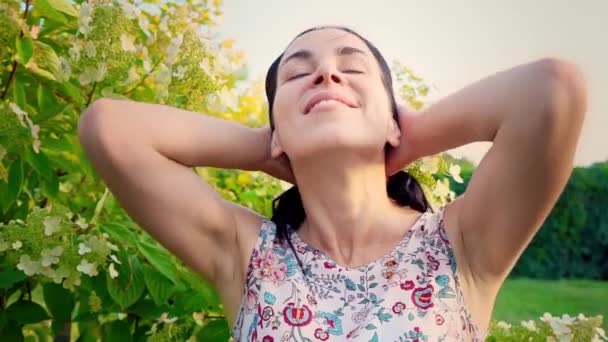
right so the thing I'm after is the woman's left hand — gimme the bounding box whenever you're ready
[385,103,422,176]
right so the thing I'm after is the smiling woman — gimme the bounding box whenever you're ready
[79,23,586,342]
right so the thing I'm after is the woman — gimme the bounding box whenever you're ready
[78,26,586,341]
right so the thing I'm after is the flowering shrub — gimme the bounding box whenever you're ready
[487,314,606,341]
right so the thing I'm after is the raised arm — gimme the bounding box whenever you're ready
[389,58,587,283]
[78,99,273,286]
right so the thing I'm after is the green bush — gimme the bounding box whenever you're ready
[512,162,608,280]
[448,159,608,280]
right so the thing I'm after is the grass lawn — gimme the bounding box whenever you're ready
[492,278,608,329]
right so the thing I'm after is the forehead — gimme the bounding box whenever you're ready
[283,28,372,60]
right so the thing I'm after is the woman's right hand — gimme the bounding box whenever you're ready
[255,126,296,184]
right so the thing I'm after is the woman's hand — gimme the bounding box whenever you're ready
[259,152,296,184]
[254,126,296,184]
[386,103,423,176]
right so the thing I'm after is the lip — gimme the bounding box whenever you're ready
[304,92,358,114]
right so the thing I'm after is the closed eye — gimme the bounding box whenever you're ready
[287,73,310,81]
[343,70,364,74]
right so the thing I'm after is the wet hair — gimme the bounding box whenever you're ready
[265,25,432,246]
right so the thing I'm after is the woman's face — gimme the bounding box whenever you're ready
[270,28,401,163]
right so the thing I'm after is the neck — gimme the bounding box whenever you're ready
[292,152,418,267]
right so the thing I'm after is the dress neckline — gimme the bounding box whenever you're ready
[288,211,429,271]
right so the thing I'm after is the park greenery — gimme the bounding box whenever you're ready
[0,0,605,340]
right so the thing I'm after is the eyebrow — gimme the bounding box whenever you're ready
[280,46,368,67]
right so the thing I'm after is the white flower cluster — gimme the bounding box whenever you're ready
[1,209,122,289]
[542,313,607,341]
[494,313,607,341]
[416,155,464,206]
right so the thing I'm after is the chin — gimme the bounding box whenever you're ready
[288,125,382,159]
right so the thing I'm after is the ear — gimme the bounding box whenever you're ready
[270,130,285,158]
[387,118,402,148]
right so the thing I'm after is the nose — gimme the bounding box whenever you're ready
[313,63,342,86]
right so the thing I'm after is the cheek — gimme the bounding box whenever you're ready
[272,87,298,127]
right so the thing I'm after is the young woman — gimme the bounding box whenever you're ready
[78,26,587,341]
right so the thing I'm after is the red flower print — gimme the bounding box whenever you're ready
[412,285,434,310]
[282,302,313,327]
[324,261,335,269]
[392,302,406,314]
[382,269,396,279]
[384,259,398,267]
[435,314,445,325]
[400,280,415,290]
[252,250,288,283]
[314,328,329,341]
[262,336,274,342]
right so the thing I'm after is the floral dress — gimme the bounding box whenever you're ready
[231,208,486,341]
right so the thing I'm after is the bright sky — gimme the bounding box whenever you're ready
[219,0,607,166]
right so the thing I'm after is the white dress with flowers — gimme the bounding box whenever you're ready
[231,208,486,341]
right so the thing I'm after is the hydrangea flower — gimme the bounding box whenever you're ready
[12,240,22,250]
[521,319,537,332]
[78,3,93,36]
[108,263,119,279]
[78,242,92,255]
[77,259,98,276]
[120,33,136,52]
[17,255,40,276]
[41,246,64,266]
[44,216,62,236]
[0,238,9,252]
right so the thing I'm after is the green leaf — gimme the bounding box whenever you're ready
[76,321,100,342]
[44,0,78,17]
[0,318,24,342]
[13,82,26,110]
[37,85,60,118]
[131,298,168,321]
[34,0,69,23]
[197,319,230,342]
[31,41,60,81]
[142,264,175,306]
[136,240,178,282]
[16,37,34,65]
[106,256,145,310]
[0,269,26,289]
[102,320,132,342]
[24,148,52,181]
[101,222,138,245]
[43,283,75,323]
[368,332,379,342]
[179,271,222,310]
[6,300,51,324]
[4,159,24,206]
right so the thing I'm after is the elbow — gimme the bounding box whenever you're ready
[78,98,120,153]
[535,58,588,123]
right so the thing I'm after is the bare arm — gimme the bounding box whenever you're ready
[78,99,273,285]
[389,58,587,283]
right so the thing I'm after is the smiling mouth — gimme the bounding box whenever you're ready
[304,94,358,115]
[306,99,350,114]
